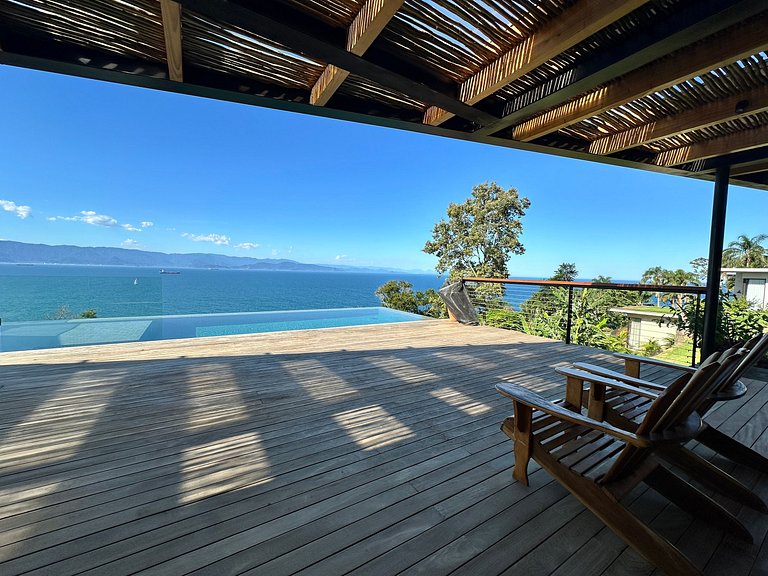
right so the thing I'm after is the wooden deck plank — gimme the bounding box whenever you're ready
[0,321,765,576]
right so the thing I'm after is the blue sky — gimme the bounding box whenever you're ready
[1,65,767,279]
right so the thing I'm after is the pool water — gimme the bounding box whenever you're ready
[0,307,425,352]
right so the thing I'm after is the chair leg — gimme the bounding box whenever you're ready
[501,415,530,486]
[644,466,753,543]
[537,453,703,576]
[658,444,767,512]
[698,423,768,474]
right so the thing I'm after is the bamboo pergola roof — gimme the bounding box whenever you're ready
[2,0,768,189]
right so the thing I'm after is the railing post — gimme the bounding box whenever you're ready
[691,294,701,367]
[565,286,574,344]
[702,165,729,358]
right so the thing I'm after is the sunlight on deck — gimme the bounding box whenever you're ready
[184,364,248,428]
[0,377,117,557]
[180,432,270,503]
[333,405,415,450]
[365,355,441,383]
[1,378,115,463]
[0,322,765,575]
[430,386,492,416]
[288,358,357,401]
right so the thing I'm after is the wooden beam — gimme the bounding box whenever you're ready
[512,14,768,142]
[423,0,647,127]
[176,0,496,125]
[476,0,765,138]
[731,160,768,177]
[654,124,768,167]
[160,0,183,82]
[589,85,768,155]
[311,0,403,107]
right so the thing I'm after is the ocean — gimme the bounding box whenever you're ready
[0,264,445,322]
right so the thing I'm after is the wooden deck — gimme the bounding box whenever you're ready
[0,320,766,576]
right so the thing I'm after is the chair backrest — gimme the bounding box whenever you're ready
[600,358,731,484]
[721,332,768,390]
[649,349,746,433]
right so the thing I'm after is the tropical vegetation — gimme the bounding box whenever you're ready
[722,234,768,268]
[377,181,528,318]
[672,291,768,351]
[377,188,767,358]
[374,281,445,318]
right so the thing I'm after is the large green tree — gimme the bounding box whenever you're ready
[423,181,530,281]
[722,234,768,268]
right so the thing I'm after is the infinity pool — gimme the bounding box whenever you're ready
[0,307,425,352]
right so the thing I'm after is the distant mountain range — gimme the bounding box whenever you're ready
[0,240,431,274]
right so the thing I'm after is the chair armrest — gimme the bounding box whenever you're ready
[495,382,650,447]
[613,352,696,373]
[572,363,668,392]
[558,367,660,399]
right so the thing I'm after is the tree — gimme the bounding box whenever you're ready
[423,181,529,281]
[690,257,708,285]
[375,281,419,314]
[641,266,667,286]
[641,266,668,307]
[375,281,446,318]
[641,266,697,307]
[550,263,577,282]
[722,234,768,268]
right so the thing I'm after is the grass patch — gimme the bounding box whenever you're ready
[655,340,699,366]
[621,306,672,314]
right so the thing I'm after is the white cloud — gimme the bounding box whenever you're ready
[0,199,32,219]
[48,210,143,232]
[141,221,154,228]
[182,232,231,245]
[235,242,260,250]
[122,239,139,247]
[271,249,279,257]
[335,255,348,261]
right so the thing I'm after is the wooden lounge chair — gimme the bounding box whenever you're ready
[496,357,752,576]
[572,332,768,475]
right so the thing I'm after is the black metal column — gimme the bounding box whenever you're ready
[701,165,730,359]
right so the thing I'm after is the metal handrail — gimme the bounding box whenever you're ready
[461,276,704,366]
[461,277,707,294]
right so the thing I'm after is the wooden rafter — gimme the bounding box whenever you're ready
[589,85,768,156]
[512,15,768,142]
[654,124,768,167]
[476,0,766,138]
[731,160,768,177]
[422,0,647,127]
[160,0,183,82]
[311,0,403,107]
[176,0,496,125]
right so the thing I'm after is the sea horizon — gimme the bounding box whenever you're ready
[0,264,446,323]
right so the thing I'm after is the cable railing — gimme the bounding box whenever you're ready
[461,277,707,366]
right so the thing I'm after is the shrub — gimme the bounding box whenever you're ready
[672,292,768,350]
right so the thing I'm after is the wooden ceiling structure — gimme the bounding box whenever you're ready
[1,0,767,354]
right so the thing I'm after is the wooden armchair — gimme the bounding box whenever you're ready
[572,333,768,474]
[497,359,752,576]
